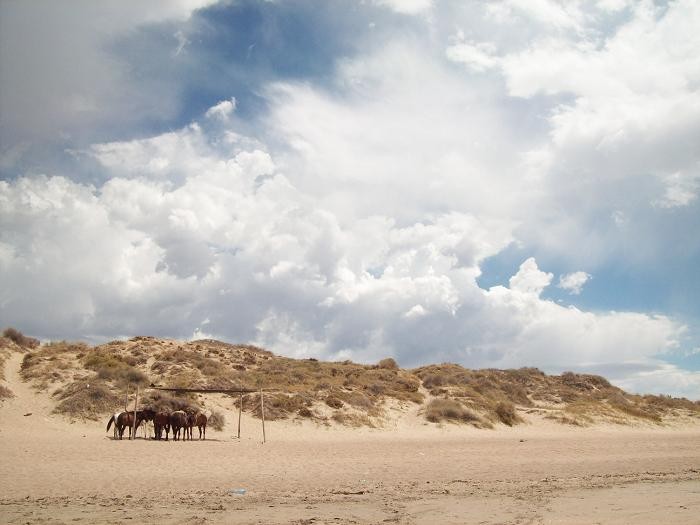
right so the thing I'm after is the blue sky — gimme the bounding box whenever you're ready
[1,0,699,398]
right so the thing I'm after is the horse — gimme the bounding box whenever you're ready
[136,409,156,438]
[183,412,195,441]
[195,413,208,440]
[153,411,170,441]
[106,411,133,439]
[106,409,155,440]
[106,412,121,439]
[153,411,171,441]
[169,410,188,441]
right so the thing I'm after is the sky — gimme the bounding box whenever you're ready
[1,0,699,398]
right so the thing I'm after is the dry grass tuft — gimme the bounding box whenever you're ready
[53,379,121,420]
[242,392,312,421]
[425,398,480,424]
[208,410,225,431]
[0,384,14,399]
[2,327,40,349]
[325,396,344,409]
[495,401,521,426]
[377,358,399,370]
[84,351,148,386]
[331,410,375,428]
[142,390,201,414]
[298,406,313,418]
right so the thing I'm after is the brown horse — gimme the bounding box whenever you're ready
[183,412,195,441]
[153,411,171,441]
[195,413,208,440]
[106,409,155,440]
[169,410,188,441]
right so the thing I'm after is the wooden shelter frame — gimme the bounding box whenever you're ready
[123,386,268,443]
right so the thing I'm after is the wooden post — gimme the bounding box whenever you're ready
[237,392,242,439]
[260,388,266,444]
[124,384,129,412]
[131,385,139,440]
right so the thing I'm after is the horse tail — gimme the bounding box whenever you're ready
[106,415,114,432]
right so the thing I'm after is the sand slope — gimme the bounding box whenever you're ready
[1,350,699,524]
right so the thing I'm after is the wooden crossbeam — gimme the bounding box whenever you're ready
[149,386,258,394]
[140,385,268,443]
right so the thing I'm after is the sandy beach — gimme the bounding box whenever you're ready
[1,351,699,524]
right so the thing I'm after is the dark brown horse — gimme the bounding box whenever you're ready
[183,412,195,441]
[194,413,208,440]
[153,411,171,441]
[169,410,188,441]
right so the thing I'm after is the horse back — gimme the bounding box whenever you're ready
[169,410,187,427]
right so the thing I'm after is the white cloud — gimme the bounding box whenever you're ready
[596,0,632,14]
[0,112,691,396]
[373,0,432,15]
[514,0,584,30]
[205,98,237,121]
[614,363,700,400]
[481,0,700,267]
[266,41,535,226]
[488,0,585,32]
[558,271,590,295]
[509,257,553,296]
[0,0,216,148]
[446,40,500,72]
[653,170,700,209]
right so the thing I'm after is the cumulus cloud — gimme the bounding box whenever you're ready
[458,0,700,270]
[558,271,590,295]
[205,98,237,121]
[446,40,499,72]
[509,258,553,296]
[613,363,700,401]
[0,103,688,396]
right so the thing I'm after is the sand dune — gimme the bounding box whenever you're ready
[1,349,699,524]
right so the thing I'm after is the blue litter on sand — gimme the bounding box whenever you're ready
[229,488,246,495]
